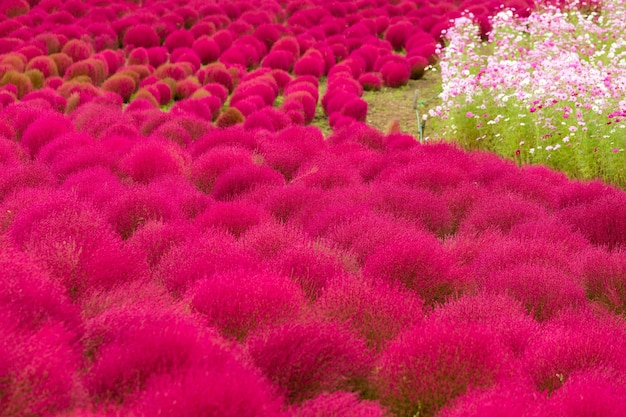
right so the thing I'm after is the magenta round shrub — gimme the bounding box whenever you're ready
[162,29,194,52]
[189,125,258,156]
[315,277,424,351]
[231,81,277,107]
[0,320,82,416]
[120,139,189,184]
[371,182,453,236]
[293,53,326,78]
[373,319,514,417]
[190,21,216,38]
[430,292,540,356]
[197,200,264,238]
[407,54,429,79]
[261,50,296,72]
[0,162,54,203]
[85,307,211,402]
[132,355,286,417]
[581,249,626,314]
[362,228,455,303]
[322,90,355,117]
[211,164,285,201]
[524,309,626,393]
[40,137,115,181]
[0,237,80,332]
[154,229,258,295]
[295,392,388,417]
[143,46,168,68]
[10,195,148,297]
[459,192,548,235]
[20,112,73,157]
[126,220,201,268]
[487,262,587,321]
[248,321,373,403]
[559,192,626,250]
[60,166,125,210]
[380,60,410,88]
[258,125,323,180]
[545,370,626,416]
[170,48,202,73]
[271,36,300,59]
[106,184,181,240]
[189,269,306,340]
[190,145,254,193]
[339,96,368,122]
[212,29,234,53]
[438,383,544,417]
[358,72,383,91]
[200,82,228,105]
[272,241,349,299]
[190,35,219,65]
[254,23,282,48]
[60,39,93,62]
[196,64,234,92]
[327,73,363,96]
[283,91,317,124]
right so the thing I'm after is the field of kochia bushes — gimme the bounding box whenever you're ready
[1,0,626,416]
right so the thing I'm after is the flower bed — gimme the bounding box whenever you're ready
[430,0,626,186]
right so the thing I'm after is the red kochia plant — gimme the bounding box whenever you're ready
[315,276,424,351]
[101,74,137,102]
[559,192,626,251]
[126,220,201,268]
[545,370,626,416]
[362,227,456,304]
[437,383,544,417]
[59,39,91,63]
[480,263,587,321]
[189,269,307,341]
[272,241,350,300]
[429,292,540,356]
[524,309,626,393]
[197,201,264,238]
[154,230,258,296]
[581,249,626,314]
[358,72,383,91]
[20,112,73,157]
[107,184,181,240]
[262,50,296,72]
[211,163,285,201]
[458,192,548,235]
[380,60,410,88]
[120,138,190,184]
[370,182,452,237]
[84,306,212,403]
[26,56,59,78]
[123,24,161,48]
[9,195,148,299]
[0,319,83,416]
[0,237,80,333]
[248,321,373,403]
[373,319,514,417]
[131,351,286,417]
[295,392,389,417]
[190,145,255,193]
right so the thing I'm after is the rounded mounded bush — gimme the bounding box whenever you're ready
[373,318,515,417]
[248,321,373,403]
[189,269,307,341]
[123,24,161,48]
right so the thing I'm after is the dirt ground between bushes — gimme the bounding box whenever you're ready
[312,68,443,139]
